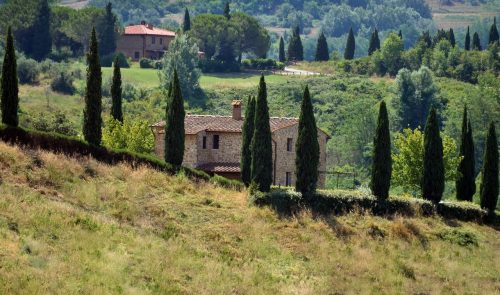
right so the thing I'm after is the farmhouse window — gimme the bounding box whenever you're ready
[287,138,293,152]
[160,38,163,45]
[213,135,220,149]
[202,136,207,149]
[134,52,140,59]
[152,36,156,44]
[286,172,292,186]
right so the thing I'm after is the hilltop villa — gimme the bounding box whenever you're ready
[151,101,330,188]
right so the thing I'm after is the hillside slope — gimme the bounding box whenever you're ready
[0,142,499,294]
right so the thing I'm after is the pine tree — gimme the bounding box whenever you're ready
[472,32,482,50]
[241,96,256,187]
[398,30,403,40]
[183,8,191,32]
[31,0,51,61]
[224,2,231,20]
[251,75,273,192]
[344,27,355,60]
[287,26,303,61]
[370,101,392,200]
[215,27,235,64]
[98,2,117,57]
[1,27,19,127]
[448,28,456,47]
[278,36,286,62]
[465,26,471,51]
[83,28,103,146]
[164,70,185,166]
[295,85,320,197]
[480,122,498,212]
[111,56,123,122]
[456,107,476,201]
[489,17,499,46]
[368,28,380,55]
[422,108,444,204]
[315,32,329,61]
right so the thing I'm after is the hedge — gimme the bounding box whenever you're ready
[0,126,243,190]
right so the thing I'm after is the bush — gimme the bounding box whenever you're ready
[50,71,76,95]
[241,58,285,70]
[17,56,40,84]
[101,53,130,68]
[48,47,75,62]
[139,58,156,69]
[198,59,240,73]
[28,111,78,137]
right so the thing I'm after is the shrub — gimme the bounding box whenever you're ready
[17,56,40,85]
[101,53,130,68]
[50,71,76,95]
[139,58,156,69]
[29,111,78,137]
[47,47,75,62]
[241,58,284,70]
[198,59,240,73]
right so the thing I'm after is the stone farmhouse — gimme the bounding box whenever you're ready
[151,101,330,188]
[116,21,176,61]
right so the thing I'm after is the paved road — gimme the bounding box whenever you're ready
[283,67,321,76]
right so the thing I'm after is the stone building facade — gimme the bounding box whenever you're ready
[151,101,330,187]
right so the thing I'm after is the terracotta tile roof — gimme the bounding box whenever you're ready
[124,24,176,37]
[151,115,300,135]
[197,162,241,173]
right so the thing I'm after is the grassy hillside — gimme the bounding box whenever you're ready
[0,141,499,294]
[426,0,500,29]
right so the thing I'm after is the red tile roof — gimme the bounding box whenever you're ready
[124,24,176,37]
[197,162,240,173]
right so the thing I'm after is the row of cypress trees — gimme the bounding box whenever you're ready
[370,102,498,213]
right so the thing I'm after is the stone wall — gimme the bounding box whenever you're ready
[196,131,242,165]
[152,127,197,168]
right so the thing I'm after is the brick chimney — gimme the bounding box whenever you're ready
[232,100,242,120]
[147,24,153,29]
[140,20,146,25]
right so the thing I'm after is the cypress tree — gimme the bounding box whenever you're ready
[295,85,320,197]
[111,56,123,122]
[98,2,117,57]
[465,26,471,51]
[448,28,456,47]
[489,17,499,46]
[315,32,329,61]
[278,36,286,62]
[251,75,273,192]
[183,8,191,32]
[224,2,231,20]
[370,101,392,200]
[398,30,403,40]
[456,107,476,201]
[164,70,185,166]
[472,32,482,51]
[287,26,303,61]
[83,28,103,146]
[1,27,19,127]
[215,27,235,63]
[422,108,444,204]
[241,96,256,187]
[31,0,52,61]
[344,27,355,60]
[368,28,380,56]
[480,122,498,212]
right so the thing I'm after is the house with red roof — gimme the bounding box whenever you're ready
[116,21,176,61]
[151,101,330,188]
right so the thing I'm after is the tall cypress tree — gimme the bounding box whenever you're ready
[98,2,117,57]
[344,27,355,60]
[448,28,456,47]
[315,32,329,61]
[465,26,471,51]
[83,28,103,146]
[480,122,498,212]
[164,70,185,166]
[31,0,52,61]
[224,2,231,20]
[472,32,482,51]
[456,107,476,201]
[422,108,444,204]
[241,96,256,187]
[183,8,191,32]
[111,56,123,122]
[368,28,380,55]
[398,30,403,40]
[295,85,320,197]
[278,36,286,62]
[489,17,499,46]
[370,101,392,200]
[251,75,273,192]
[287,26,303,61]
[1,27,19,127]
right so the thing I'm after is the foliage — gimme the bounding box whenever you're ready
[472,32,482,50]
[465,26,471,51]
[456,107,476,201]
[102,118,153,154]
[315,32,329,61]
[17,56,40,85]
[379,32,404,76]
[101,52,129,68]
[344,27,356,60]
[28,111,78,137]
[241,96,255,187]
[164,70,185,166]
[480,123,498,212]
[370,101,392,200]
[183,8,191,32]
[241,58,284,70]
[278,36,285,62]
[50,71,76,95]
[422,108,445,204]
[368,28,380,56]
[30,0,51,61]
[489,17,499,46]
[111,57,123,122]
[139,58,161,69]
[287,26,304,61]
[1,27,19,127]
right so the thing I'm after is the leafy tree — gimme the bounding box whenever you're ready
[83,28,103,146]
[465,26,471,51]
[224,2,231,20]
[30,0,51,61]
[370,101,392,200]
[215,27,236,63]
[102,118,154,154]
[287,25,303,61]
[456,106,475,201]
[164,70,185,166]
[472,32,481,51]
[96,2,117,57]
[295,85,320,197]
[314,32,329,61]
[368,28,380,56]
[380,32,404,76]
[448,28,455,47]
[344,27,355,60]
[278,36,285,62]
[251,75,273,192]
[111,56,123,122]
[480,122,498,212]
[183,8,191,32]
[489,17,499,46]
[422,108,444,204]
[1,27,19,127]
[159,34,200,100]
[241,96,255,187]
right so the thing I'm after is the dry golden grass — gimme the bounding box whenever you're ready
[0,142,499,294]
